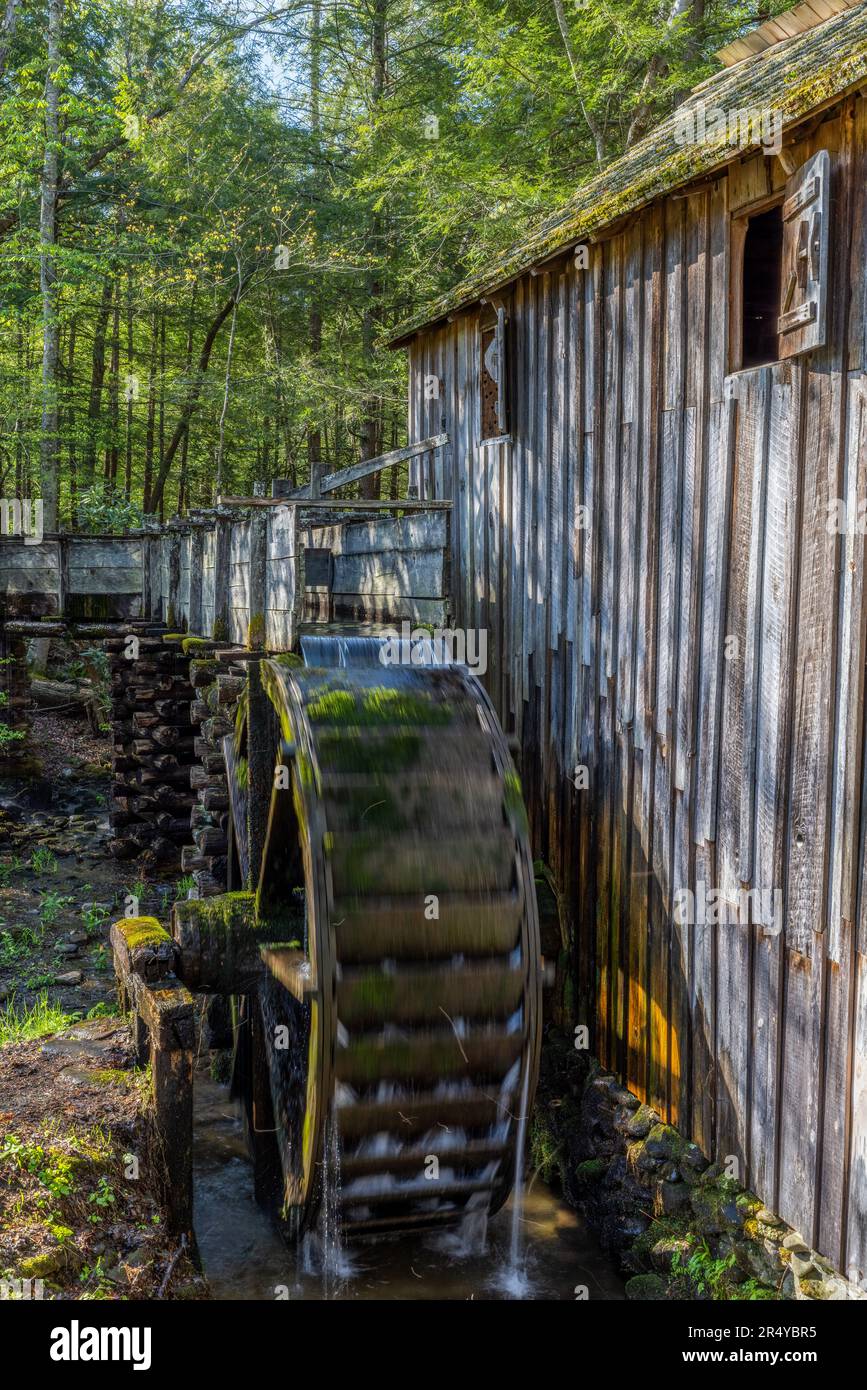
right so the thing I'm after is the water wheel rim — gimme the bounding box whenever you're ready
[252,657,541,1233]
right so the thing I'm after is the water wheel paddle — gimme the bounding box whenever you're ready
[229,648,542,1237]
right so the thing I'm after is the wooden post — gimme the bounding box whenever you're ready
[166,529,181,630]
[250,993,282,1205]
[188,526,204,635]
[246,660,276,893]
[290,505,304,650]
[309,461,326,499]
[58,534,69,619]
[110,917,194,1231]
[212,517,231,641]
[247,509,267,650]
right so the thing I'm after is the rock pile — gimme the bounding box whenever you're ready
[531,1032,865,1301]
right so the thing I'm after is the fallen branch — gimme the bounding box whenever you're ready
[157,1233,187,1300]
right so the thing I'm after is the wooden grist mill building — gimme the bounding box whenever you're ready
[390,1,867,1280]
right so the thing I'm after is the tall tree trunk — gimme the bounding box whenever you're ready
[66,314,77,517]
[0,0,20,80]
[177,281,197,512]
[143,308,157,513]
[149,278,250,514]
[105,278,120,485]
[213,296,238,498]
[358,0,387,500]
[38,0,64,531]
[14,315,23,497]
[307,0,322,482]
[84,277,113,486]
[124,267,134,498]
[551,0,606,166]
[158,310,166,517]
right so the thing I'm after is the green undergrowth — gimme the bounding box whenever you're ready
[0,993,80,1045]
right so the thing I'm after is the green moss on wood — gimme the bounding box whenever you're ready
[115,916,172,951]
[306,686,450,728]
[247,611,265,651]
[317,730,422,775]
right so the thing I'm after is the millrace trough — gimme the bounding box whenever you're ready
[0,435,543,1249]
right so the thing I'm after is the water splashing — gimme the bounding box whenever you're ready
[300,1106,355,1297]
[491,1058,533,1298]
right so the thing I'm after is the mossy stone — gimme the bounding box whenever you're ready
[20,1251,63,1278]
[625,1273,667,1301]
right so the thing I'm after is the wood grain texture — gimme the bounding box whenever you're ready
[397,95,867,1285]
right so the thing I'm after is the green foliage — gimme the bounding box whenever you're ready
[75,485,143,533]
[81,902,109,935]
[0,0,785,518]
[0,920,45,965]
[30,848,57,875]
[0,992,81,1045]
[41,891,74,925]
[87,1175,117,1222]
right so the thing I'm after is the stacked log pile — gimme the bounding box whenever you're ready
[184,648,252,896]
[106,628,197,867]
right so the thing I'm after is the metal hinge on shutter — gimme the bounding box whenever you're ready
[777,149,830,358]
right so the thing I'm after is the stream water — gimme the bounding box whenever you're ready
[193,1068,625,1302]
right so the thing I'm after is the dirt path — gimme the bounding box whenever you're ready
[0,712,207,1300]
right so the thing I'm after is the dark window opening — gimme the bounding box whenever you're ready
[741,204,783,369]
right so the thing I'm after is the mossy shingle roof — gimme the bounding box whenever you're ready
[389,2,867,345]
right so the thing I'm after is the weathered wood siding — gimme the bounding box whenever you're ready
[151,512,294,648]
[0,536,143,618]
[405,95,867,1283]
[304,511,450,626]
[143,506,445,645]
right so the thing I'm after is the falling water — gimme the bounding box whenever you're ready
[491,1058,533,1298]
[300,633,452,670]
[300,1105,355,1298]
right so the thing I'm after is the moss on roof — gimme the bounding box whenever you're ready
[389,3,867,344]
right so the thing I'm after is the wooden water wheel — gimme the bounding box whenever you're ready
[219,653,542,1238]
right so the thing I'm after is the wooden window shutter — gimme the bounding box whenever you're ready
[494,305,508,435]
[777,149,830,359]
[480,304,508,439]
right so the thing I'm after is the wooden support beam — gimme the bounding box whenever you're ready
[110,916,194,1232]
[315,434,448,497]
[246,660,277,892]
[166,532,181,629]
[224,435,449,504]
[216,497,453,512]
[188,528,204,635]
[212,517,231,641]
[247,509,267,650]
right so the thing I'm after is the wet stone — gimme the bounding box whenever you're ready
[783,1232,810,1253]
[55,971,82,986]
[657,1179,691,1217]
[651,1236,693,1274]
[757,1206,782,1226]
[622,1103,658,1139]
